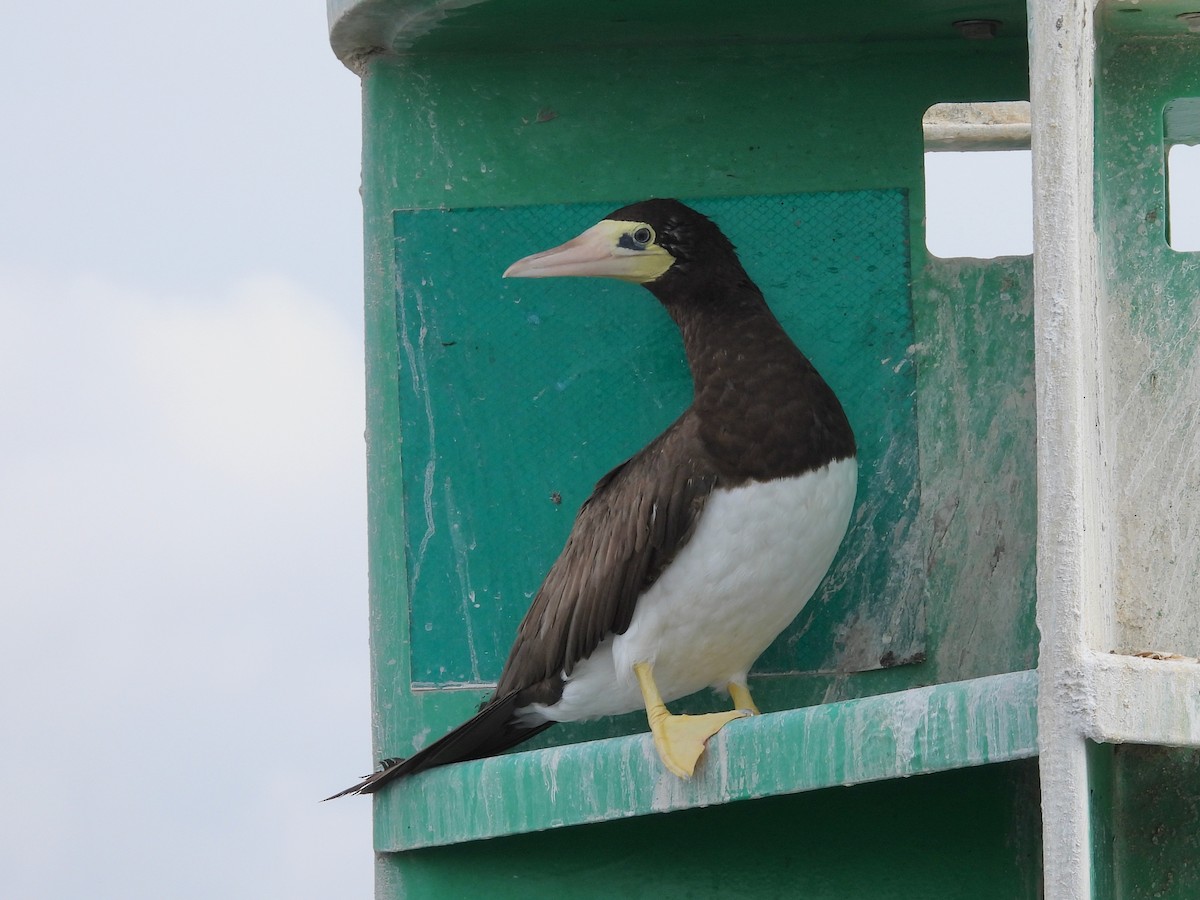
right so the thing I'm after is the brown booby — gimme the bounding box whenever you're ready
[330,198,857,798]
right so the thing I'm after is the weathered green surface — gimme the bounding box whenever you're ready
[1096,10,1200,658]
[362,32,1035,752]
[1081,16,1200,898]
[377,670,1037,850]
[1020,12,1200,899]
[916,256,1039,681]
[353,16,1038,875]
[396,192,920,686]
[1089,743,1200,898]
[1099,0,1200,38]
[376,758,1043,899]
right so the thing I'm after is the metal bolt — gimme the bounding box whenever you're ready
[954,19,1002,39]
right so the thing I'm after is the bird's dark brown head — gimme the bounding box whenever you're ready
[503,198,747,300]
[503,199,854,468]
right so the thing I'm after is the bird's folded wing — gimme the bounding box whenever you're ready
[497,415,717,697]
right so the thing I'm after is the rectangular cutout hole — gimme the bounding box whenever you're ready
[923,102,1033,259]
[1166,98,1200,252]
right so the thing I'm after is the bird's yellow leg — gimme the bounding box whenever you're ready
[634,661,750,778]
[727,681,761,716]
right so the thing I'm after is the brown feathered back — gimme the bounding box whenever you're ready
[498,414,718,706]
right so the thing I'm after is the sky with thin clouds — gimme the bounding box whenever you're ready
[4,5,1199,898]
[2,4,371,897]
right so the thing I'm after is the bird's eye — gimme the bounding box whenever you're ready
[632,226,654,246]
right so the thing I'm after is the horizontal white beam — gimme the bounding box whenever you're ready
[1085,651,1200,747]
[923,102,1031,151]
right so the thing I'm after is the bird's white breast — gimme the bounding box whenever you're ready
[525,456,857,723]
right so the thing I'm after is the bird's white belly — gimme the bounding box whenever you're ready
[526,457,857,723]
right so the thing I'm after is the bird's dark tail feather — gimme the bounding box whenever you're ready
[324,690,552,800]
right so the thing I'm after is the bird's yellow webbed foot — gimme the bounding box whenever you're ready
[727,681,761,716]
[634,661,750,778]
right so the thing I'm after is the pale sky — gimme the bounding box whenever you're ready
[3,6,1197,899]
[2,4,371,897]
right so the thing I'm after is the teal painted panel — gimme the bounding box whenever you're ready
[394,191,922,687]
[375,671,1038,851]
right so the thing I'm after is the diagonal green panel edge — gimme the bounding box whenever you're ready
[394,190,922,687]
[375,671,1039,851]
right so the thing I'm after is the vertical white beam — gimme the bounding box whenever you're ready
[1029,0,1109,897]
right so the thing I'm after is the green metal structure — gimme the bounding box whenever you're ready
[325,2,1200,896]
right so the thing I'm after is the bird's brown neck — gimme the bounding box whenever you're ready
[655,278,857,481]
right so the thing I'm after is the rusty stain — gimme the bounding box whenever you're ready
[549,491,562,505]
[1131,649,1198,661]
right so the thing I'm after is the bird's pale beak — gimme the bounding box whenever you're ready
[504,221,673,283]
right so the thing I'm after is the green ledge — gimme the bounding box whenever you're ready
[375,670,1039,851]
